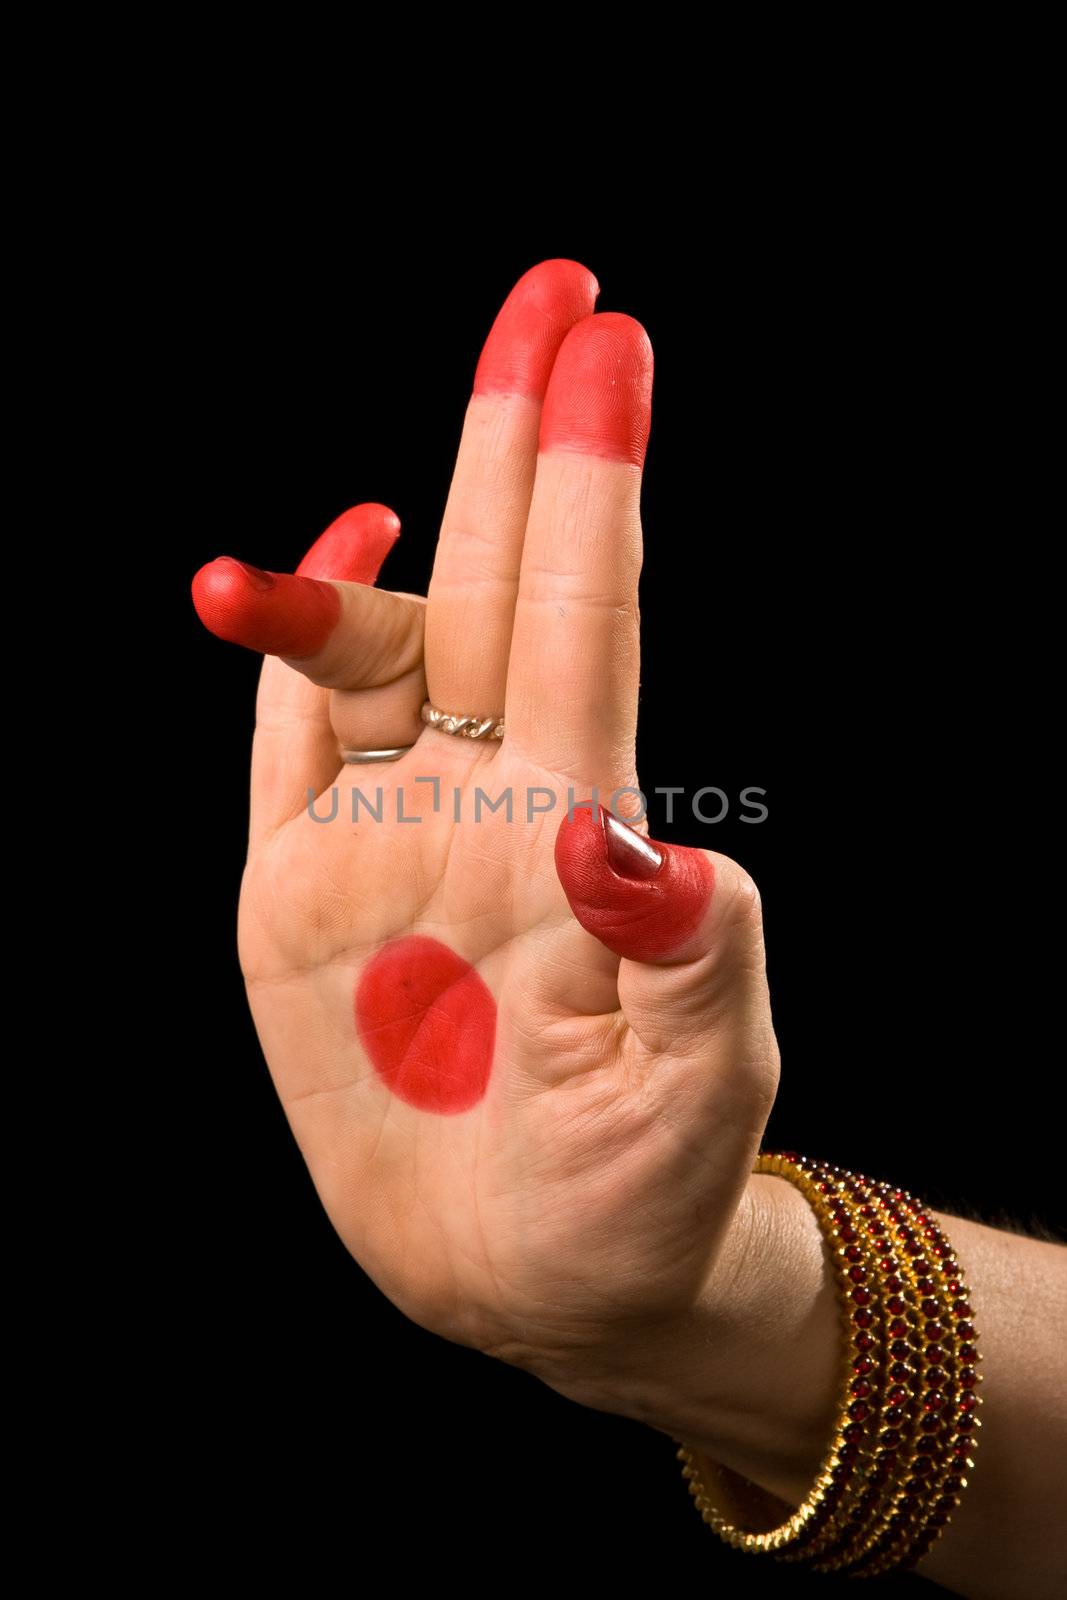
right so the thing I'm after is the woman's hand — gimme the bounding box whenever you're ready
[191,259,780,1401]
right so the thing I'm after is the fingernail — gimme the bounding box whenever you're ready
[216,557,276,591]
[603,809,663,879]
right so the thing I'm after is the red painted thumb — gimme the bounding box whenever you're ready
[554,802,776,1071]
[554,803,717,964]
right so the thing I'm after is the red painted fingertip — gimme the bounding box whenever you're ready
[554,803,713,962]
[191,556,341,658]
[473,259,600,401]
[539,312,653,468]
[297,502,401,584]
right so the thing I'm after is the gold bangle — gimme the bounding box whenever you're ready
[843,1180,982,1576]
[674,1151,982,1576]
[675,1152,887,1558]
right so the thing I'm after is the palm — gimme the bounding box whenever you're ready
[240,732,669,1360]
[200,261,778,1384]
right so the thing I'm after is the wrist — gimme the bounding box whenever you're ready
[532,1173,842,1509]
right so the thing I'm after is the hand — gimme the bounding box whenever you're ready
[191,259,780,1399]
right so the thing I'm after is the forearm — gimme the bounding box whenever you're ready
[536,1173,1067,1600]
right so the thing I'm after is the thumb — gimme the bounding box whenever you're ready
[553,803,779,1099]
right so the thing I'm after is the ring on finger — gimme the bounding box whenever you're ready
[340,747,414,764]
[421,701,504,740]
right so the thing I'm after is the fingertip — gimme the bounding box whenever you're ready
[191,556,341,657]
[536,257,600,307]
[191,557,271,639]
[297,502,402,584]
[554,802,713,962]
[473,258,601,401]
[540,312,654,469]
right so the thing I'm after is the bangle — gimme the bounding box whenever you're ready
[674,1150,982,1577]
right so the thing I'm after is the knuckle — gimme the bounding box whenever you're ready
[717,858,764,930]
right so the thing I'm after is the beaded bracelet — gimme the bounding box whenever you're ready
[674,1151,982,1577]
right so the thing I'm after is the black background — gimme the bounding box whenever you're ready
[150,210,1060,1591]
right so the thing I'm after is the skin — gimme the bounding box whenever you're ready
[544,1176,1067,1600]
[191,256,770,1363]
[192,258,1066,1597]
[355,935,497,1115]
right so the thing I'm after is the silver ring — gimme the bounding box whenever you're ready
[421,701,504,740]
[341,747,414,764]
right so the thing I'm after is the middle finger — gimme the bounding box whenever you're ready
[422,258,599,733]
